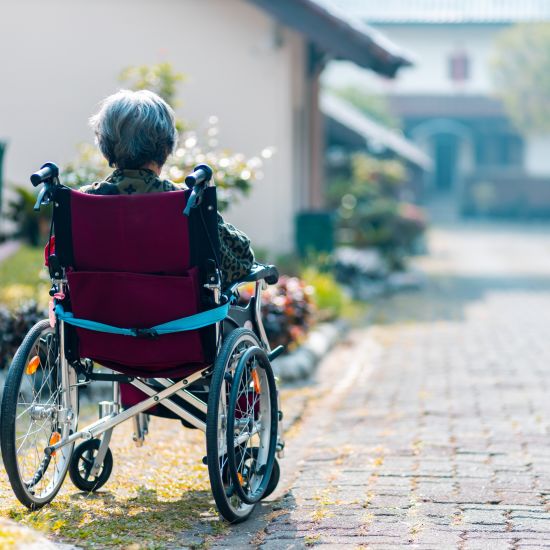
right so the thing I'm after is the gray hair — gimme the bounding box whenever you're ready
[90,89,178,169]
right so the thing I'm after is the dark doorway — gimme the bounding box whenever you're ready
[433,133,459,191]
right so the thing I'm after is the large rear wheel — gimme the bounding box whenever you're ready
[207,328,278,523]
[1,320,78,509]
[226,346,278,505]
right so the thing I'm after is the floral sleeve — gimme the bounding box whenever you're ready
[217,214,255,285]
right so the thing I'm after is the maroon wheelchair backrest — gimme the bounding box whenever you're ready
[51,186,220,378]
[67,190,190,274]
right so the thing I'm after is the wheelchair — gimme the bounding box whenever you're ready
[0,162,284,523]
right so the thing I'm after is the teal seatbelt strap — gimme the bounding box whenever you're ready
[55,301,230,337]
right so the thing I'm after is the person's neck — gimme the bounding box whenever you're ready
[139,162,162,176]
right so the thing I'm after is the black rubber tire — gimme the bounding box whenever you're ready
[259,452,280,499]
[265,457,281,499]
[0,319,73,510]
[206,328,260,523]
[226,346,278,504]
[243,448,281,499]
[69,439,113,492]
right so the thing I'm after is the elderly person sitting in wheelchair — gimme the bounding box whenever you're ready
[0,88,283,523]
[80,89,254,286]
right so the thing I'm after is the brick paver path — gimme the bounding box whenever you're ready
[215,223,550,549]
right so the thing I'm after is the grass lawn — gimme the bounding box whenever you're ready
[0,245,49,309]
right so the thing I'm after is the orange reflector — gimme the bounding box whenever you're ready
[26,356,40,375]
[237,472,244,486]
[251,369,261,394]
[49,432,61,456]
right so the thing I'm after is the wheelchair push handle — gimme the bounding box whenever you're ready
[183,164,214,217]
[30,162,59,187]
[185,164,213,188]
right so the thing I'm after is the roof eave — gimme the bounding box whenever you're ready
[321,93,433,170]
[247,0,414,78]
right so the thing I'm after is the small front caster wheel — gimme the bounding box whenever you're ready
[250,448,280,498]
[69,439,113,492]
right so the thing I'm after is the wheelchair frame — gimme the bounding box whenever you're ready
[45,275,277,466]
[2,162,284,520]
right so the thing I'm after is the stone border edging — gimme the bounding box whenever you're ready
[271,319,348,382]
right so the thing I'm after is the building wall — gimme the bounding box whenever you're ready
[525,136,550,176]
[0,0,307,253]
[323,23,505,96]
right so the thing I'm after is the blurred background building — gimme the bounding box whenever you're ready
[325,0,550,218]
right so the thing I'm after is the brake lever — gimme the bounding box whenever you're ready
[183,183,206,216]
[33,186,50,211]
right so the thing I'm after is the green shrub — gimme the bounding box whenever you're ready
[7,187,51,246]
[328,153,427,270]
[300,267,349,321]
[0,301,46,370]
[0,245,48,309]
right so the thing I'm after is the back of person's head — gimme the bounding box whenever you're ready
[90,89,178,169]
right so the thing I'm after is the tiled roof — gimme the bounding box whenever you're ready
[324,0,550,23]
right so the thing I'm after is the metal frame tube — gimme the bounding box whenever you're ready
[254,281,271,352]
[153,378,208,414]
[131,379,206,431]
[45,370,206,455]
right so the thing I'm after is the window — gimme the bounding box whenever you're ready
[449,50,470,83]
[475,133,524,168]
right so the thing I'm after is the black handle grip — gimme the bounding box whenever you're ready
[185,164,213,187]
[30,162,59,187]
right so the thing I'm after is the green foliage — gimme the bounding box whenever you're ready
[491,23,550,134]
[327,155,405,208]
[162,127,271,211]
[0,245,48,369]
[7,187,50,246]
[0,245,49,309]
[328,153,426,270]
[61,143,110,188]
[0,301,46,370]
[62,63,272,210]
[331,86,401,129]
[300,266,349,321]
[119,62,185,108]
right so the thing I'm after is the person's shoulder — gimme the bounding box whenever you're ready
[79,180,121,195]
[161,178,185,192]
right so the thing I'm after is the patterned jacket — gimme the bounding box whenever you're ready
[80,169,255,285]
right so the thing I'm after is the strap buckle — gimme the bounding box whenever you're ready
[131,328,159,339]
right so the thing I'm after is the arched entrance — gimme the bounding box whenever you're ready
[410,118,474,196]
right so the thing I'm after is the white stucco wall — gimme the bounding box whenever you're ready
[323,23,507,96]
[525,136,550,177]
[0,0,306,254]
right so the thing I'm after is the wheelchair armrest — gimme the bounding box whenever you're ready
[241,264,279,286]
[224,264,279,297]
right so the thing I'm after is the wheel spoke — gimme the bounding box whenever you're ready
[4,322,76,506]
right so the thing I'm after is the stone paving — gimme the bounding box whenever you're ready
[214,223,550,549]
